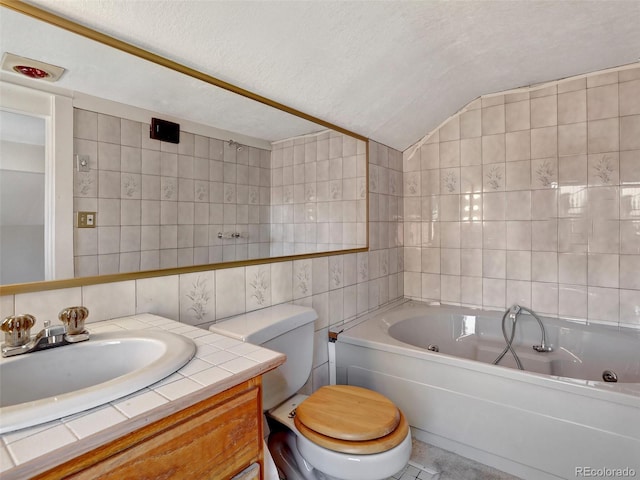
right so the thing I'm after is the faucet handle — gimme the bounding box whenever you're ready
[1,314,36,347]
[58,306,89,335]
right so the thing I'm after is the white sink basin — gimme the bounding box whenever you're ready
[0,329,196,434]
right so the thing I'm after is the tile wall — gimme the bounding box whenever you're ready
[403,64,640,328]
[73,108,272,276]
[1,140,403,392]
[270,130,368,256]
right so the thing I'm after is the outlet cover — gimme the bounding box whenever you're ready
[78,211,96,228]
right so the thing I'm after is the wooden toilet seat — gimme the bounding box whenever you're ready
[293,385,409,454]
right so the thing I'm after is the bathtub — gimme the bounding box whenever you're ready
[335,300,640,480]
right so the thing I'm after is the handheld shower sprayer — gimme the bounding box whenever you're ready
[493,304,553,370]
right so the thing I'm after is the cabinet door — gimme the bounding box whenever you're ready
[41,380,263,480]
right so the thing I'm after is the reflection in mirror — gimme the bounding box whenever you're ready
[0,110,45,284]
[72,109,366,277]
[0,3,367,288]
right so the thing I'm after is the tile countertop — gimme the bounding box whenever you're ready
[0,313,285,479]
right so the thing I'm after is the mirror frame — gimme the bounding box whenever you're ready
[0,0,369,296]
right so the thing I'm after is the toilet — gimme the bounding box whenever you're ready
[210,304,412,480]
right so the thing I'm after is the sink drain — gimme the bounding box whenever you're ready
[427,344,439,352]
[602,370,618,382]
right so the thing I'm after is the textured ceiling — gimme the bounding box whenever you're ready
[18,0,640,151]
[1,8,323,145]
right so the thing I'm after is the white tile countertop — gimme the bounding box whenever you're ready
[0,313,285,479]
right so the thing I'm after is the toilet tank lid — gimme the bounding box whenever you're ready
[209,304,317,344]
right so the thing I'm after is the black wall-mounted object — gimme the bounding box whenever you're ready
[150,118,180,144]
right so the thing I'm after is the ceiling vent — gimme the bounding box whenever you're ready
[1,52,65,82]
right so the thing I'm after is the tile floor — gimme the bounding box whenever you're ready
[388,439,521,480]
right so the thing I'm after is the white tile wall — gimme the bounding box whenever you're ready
[73,111,371,270]
[270,131,367,255]
[73,110,271,275]
[403,64,640,328]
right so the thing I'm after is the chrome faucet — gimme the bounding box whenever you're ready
[493,304,552,370]
[504,304,552,353]
[1,307,90,358]
[521,306,553,353]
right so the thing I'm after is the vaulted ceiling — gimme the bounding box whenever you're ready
[22,0,640,151]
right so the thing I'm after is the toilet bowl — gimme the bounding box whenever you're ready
[210,305,411,480]
[268,391,412,480]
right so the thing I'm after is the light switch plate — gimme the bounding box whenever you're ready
[75,154,90,172]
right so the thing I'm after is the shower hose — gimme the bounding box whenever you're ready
[492,305,546,370]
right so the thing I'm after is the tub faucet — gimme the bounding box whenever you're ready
[494,304,553,370]
[509,304,553,353]
[1,307,90,358]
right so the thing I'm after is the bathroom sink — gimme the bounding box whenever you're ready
[0,329,196,434]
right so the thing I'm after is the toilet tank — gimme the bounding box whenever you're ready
[209,304,317,410]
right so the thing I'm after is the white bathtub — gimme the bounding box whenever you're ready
[335,301,640,480]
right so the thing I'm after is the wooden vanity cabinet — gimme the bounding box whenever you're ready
[35,377,264,480]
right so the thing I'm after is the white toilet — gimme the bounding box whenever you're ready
[210,304,412,480]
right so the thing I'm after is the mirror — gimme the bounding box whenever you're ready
[0,2,367,292]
